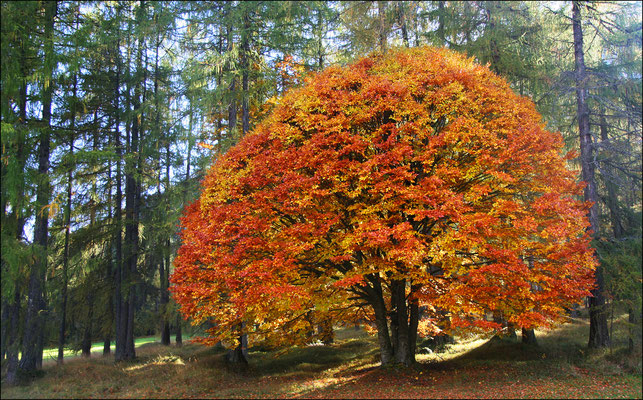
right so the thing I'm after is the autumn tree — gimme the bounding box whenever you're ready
[171,47,597,366]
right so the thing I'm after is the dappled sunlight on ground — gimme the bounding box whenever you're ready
[2,320,641,399]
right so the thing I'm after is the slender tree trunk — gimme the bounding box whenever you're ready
[1,300,8,360]
[4,288,22,385]
[241,8,250,135]
[573,1,609,349]
[315,7,324,69]
[398,2,409,48]
[599,112,623,239]
[437,1,446,47]
[104,126,113,357]
[58,60,78,365]
[19,0,57,377]
[175,315,183,346]
[81,293,94,357]
[58,125,73,365]
[408,285,420,358]
[377,1,387,53]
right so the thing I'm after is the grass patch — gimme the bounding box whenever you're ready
[2,314,641,399]
[39,334,191,364]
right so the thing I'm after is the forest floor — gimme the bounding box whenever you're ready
[1,310,641,399]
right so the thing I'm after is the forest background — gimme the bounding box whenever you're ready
[1,0,641,385]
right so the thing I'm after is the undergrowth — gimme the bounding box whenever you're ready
[1,310,641,399]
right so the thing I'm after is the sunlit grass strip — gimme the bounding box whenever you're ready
[39,334,191,362]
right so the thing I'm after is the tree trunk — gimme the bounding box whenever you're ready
[377,1,387,53]
[57,136,72,364]
[628,305,642,354]
[599,112,623,239]
[392,279,412,366]
[19,0,56,377]
[175,315,183,346]
[369,276,393,365]
[522,328,538,345]
[160,258,170,346]
[4,288,22,385]
[226,324,248,368]
[318,315,334,345]
[241,8,250,135]
[81,293,94,358]
[408,285,420,358]
[58,59,78,365]
[397,2,409,48]
[113,15,124,362]
[437,1,446,47]
[573,1,609,349]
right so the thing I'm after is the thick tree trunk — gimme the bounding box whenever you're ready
[522,328,538,345]
[226,324,248,367]
[572,0,610,349]
[369,276,393,365]
[392,279,413,366]
[318,315,334,345]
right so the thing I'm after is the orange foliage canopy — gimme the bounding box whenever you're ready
[170,47,596,348]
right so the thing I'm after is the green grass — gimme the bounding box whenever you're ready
[2,314,641,399]
[39,335,191,364]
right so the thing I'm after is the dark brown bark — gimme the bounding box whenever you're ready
[392,279,412,366]
[81,292,94,358]
[19,0,56,377]
[226,323,248,367]
[369,276,393,365]
[522,328,538,345]
[573,1,609,349]
[4,288,22,385]
[318,315,334,345]
[57,129,73,364]
[58,55,78,365]
[175,315,183,346]
[160,258,170,345]
[408,285,420,358]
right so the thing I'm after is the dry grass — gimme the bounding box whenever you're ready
[1,313,641,399]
